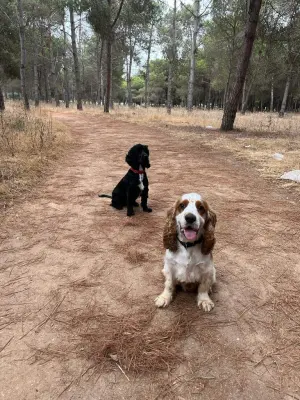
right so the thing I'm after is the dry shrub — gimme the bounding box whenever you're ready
[32,304,194,375]
[0,102,69,208]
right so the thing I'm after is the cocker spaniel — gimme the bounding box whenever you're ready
[155,193,217,312]
[99,144,152,217]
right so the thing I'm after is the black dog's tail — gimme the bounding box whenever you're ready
[98,194,112,199]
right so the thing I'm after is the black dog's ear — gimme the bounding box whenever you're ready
[125,144,141,169]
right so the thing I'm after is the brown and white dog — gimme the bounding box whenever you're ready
[155,193,217,312]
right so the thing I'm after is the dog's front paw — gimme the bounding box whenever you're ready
[143,206,152,213]
[127,210,135,217]
[155,294,172,308]
[198,298,214,312]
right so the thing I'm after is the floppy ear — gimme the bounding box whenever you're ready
[201,201,217,255]
[163,202,179,252]
[125,145,140,169]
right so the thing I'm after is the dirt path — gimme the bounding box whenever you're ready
[1,112,300,400]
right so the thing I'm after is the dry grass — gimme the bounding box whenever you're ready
[0,102,70,210]
[109,107,300,192]
[52,104,300,194]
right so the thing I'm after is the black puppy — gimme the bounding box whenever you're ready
[99,144,152,217]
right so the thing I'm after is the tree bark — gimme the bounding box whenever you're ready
[96,35,104,105]
[0,85,5,111]
[48,26,56,103]
[207,81,211,109]
[187,0,200,111]
[33,28,39,107]
[270,76,274,112]
[241,80,252,114]
[69,4,83,110]
[279,73,291,117]
[167,0,177,114]
[103,0,124,113]
[221,0,262,131]
[126,29,135,107]
[144,23,154,107]
[104,36,112,113]
[62,17,70,108]
[17,0,30,110]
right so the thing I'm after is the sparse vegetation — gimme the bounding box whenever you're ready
[0,102,69,209]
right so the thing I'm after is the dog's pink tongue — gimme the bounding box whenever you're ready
[184,229,197,241]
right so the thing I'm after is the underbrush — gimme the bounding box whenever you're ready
[0,103,69,210]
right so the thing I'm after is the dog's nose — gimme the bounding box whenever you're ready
[185,213,196,224]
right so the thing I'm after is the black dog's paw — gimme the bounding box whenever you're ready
[127,209,135,217]
[133,201,139,207]
[143,206,152,213]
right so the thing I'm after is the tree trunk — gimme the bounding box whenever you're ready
[221,0,262,131]
[241,80,246,112]
[279,74,291,117]
[62,17,70,108]
[40,29,50,103]
[33,29,39,107]
[17,0,30,110]
[241,80,252,114]
[270,76,274,112]
[96,35,104,105]
[207,81,211,109]
[144,24,154,107]
[187,0,200,111]
[69,4,83,110]
[104,36,112,113]
[126,30,134,107]
[48,26,56,103]
[167,0,177,114]
[0,85,5,111]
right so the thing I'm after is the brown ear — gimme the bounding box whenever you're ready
[163,202,178,252]
[201,201,217,255]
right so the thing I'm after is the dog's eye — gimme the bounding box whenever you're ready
[179,203,186,210]
[198,205,205,213]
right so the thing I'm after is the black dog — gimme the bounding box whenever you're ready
[99,144,152,217]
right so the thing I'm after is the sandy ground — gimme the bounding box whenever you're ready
[1,112,300,400]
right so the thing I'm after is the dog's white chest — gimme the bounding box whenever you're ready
[138,165,144,191]
[164,246,209,283]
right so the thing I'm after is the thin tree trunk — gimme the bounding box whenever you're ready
[69,4,83,110]
[126,30,134,107]
[145,23,154,108]
[33,28,39,107]
[187,0,200,111]
[96,35,104,105]
[0,85,5,111]
[241,80,246,112]
[270,76,274,112]
[103,0,124,112]
[17,0,30,110]
[104,36,112,113]
[207,81,211,109]
[110,55,113,109]
[279,73,291,117]
[48,26,56,103]
[62,17,70,108]
[40,29,50,103]
[241,80,253,114]
[221,0,262,131]
[167,0,177,114]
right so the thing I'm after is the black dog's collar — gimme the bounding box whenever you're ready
[130,167,145,174]
[177,236,203,249]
